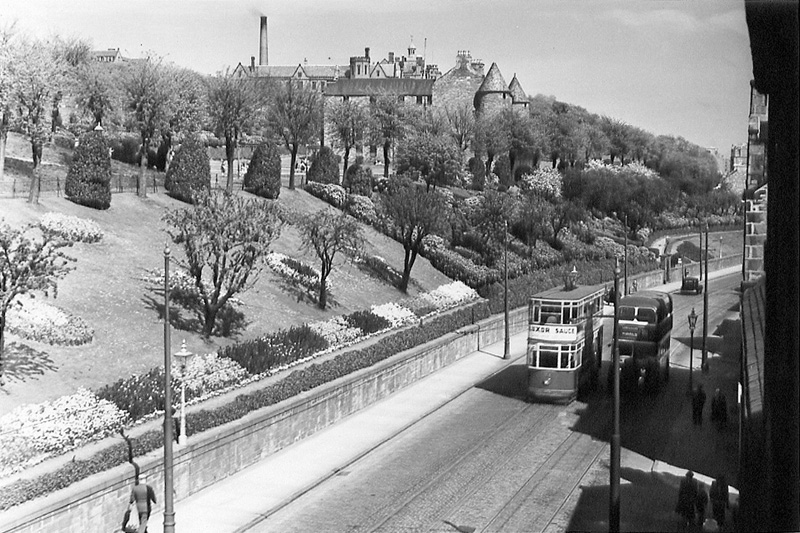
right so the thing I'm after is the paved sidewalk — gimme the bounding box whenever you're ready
[148,265,741,533]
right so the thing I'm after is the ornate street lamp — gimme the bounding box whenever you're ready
[688,307,698,395]
[174,340,194,446]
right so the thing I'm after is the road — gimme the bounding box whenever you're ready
[251,273,741,533]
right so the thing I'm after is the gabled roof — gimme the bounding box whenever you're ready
[248,64,343,80]
[325,78,434,97]
[508,74,528,103]
[476,62,510,94]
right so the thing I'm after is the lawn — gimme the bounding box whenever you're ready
[0,134,452,415]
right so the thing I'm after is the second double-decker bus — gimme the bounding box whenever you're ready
[615,290,673,391]
[527,282,606,403]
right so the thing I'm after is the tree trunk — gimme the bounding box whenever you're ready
[288,145,298,190]
[383,140,390,178]
[318,276,328,310]
[400,247,418,293]
[27,141,42,204]
[225,133,236,194]
[138,137,149,198]
[342,146,350,179]
[0,310,6,385]
[202,304,219,337]
[485,152,494,178]
[0,127,6,183]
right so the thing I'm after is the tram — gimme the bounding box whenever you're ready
[526,281,605,403]
[615,291,673,391]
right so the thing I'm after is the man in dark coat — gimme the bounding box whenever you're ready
[711,388,728,429]
[696,482,709,526]
[710,475,729,528]
[692,384,707,425]
[676,470,698,530]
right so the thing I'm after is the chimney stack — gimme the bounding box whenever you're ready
[259,16,268,66]
[388,51,394,63]
[250,56,255,71]
[365,47,370,61]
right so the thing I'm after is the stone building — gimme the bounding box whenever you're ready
[430,50,485,111]
[473,62,513,117]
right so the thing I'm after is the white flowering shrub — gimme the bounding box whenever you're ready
[518,167,562,199]
[6,296,93,345]
[308,315,364,346]
[585,160,659,180]
[141,268,242,306]
[370,302,417,328]
[39,212,103,243]
[0,388,128,476]
[419,281,478,310]
[174,352,248,398]
[305,182,347,208]
[345,194,377,224]
[422,234,446,254]
[266,252,327,291]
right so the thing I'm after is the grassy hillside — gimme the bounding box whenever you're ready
[0,134,451,414]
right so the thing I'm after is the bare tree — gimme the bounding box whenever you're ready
[369,92,407,178]
[0,22,18,183]
[163,190,283,337]
[327,99,367,176]
[299,209,364,310]
[207,69,254,193]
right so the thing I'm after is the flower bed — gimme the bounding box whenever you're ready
[0,389,127,478]
[6,296,94,346]
[39,212,103,243]
[266,252,326,291]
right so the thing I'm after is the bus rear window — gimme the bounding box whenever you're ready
[636,308,657,324]
[619,306,636,321]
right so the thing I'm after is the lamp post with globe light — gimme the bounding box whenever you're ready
[174,340,194,446]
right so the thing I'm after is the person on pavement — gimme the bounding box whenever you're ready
[676,470,698,531]
[710,474,730,529]
[696,482,709,526]
[129,474,157,533]
[692,384,707,425]
[711,388,728,429]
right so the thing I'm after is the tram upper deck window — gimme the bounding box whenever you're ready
[539,302,563,324]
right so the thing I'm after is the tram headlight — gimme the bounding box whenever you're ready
[543,376,551,386]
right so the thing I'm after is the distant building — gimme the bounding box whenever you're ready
[90,48,123,63]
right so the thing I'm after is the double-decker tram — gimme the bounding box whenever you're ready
[526,282,605,403]
[615,291,673,391]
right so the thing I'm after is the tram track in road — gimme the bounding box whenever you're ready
[362,401,561,533]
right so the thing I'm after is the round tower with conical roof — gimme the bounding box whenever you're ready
[474,62,512,116]
[508,73,529,113]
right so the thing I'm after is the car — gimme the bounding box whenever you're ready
[681,276,703,294]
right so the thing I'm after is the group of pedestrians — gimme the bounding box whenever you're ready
[676,471,730,531]
[691,385,728,429]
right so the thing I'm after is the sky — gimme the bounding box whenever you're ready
[2,0,754,154]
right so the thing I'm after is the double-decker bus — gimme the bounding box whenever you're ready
[527,283,606,403]
[615,291,673,391]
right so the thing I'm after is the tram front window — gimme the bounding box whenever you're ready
[539,349,559,368]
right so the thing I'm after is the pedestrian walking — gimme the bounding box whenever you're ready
[711,388,728,429]
[129,473,157,533]
[692,384,707,425]
[696,482,709,526]
[676,470,698,531]
[710,475,729,529]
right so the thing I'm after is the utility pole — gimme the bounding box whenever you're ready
[702,222,710,373]
[503,220,510,359]
[163,245,175,533]
[623,214,628,296]
[610,260,621,532]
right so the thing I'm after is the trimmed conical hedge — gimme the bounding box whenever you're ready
[244,142,282,199]
[307,146,340,185]
[65,130,112,210]
[164,134,211,203]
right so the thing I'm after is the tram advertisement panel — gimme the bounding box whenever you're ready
[528,324,579,343]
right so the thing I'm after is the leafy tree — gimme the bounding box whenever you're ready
[471,189,517,265]
[473,113,510,179]
[306,145,340,185]
[395,130,462,191]
[378,179,448,292]
[442,101,475,155]
[600,116,632,165]
[9,37,65,204]
[467,156,486,191]
[513,192,553,255]
[64,129,112,209]
[124,55,173,198]
[164,134,210,203]
[0,23,18,183]
[546,198,586,249]
[207,69,254,193]
[244,142,281,199]
[158,66,206,172]
[163,190,283,337]
[342,156,373,196]
[0,221,74,385]
[369,92,407,178]
[327,99,367,175]
[267,81,322,190]
[73,63,117,129]
[299,209,365,310]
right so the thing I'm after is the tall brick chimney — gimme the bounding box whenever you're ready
[259,16,268,66]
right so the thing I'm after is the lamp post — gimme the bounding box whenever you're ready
[702,222,710,373]
[162,245,175,533]
[623,214,628,296]
[688,308,698,395]
[609,260,621,532]
[503,220,510,359]
[174,340,194,446]
[699,225,703,281]
[719,236,723,259]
